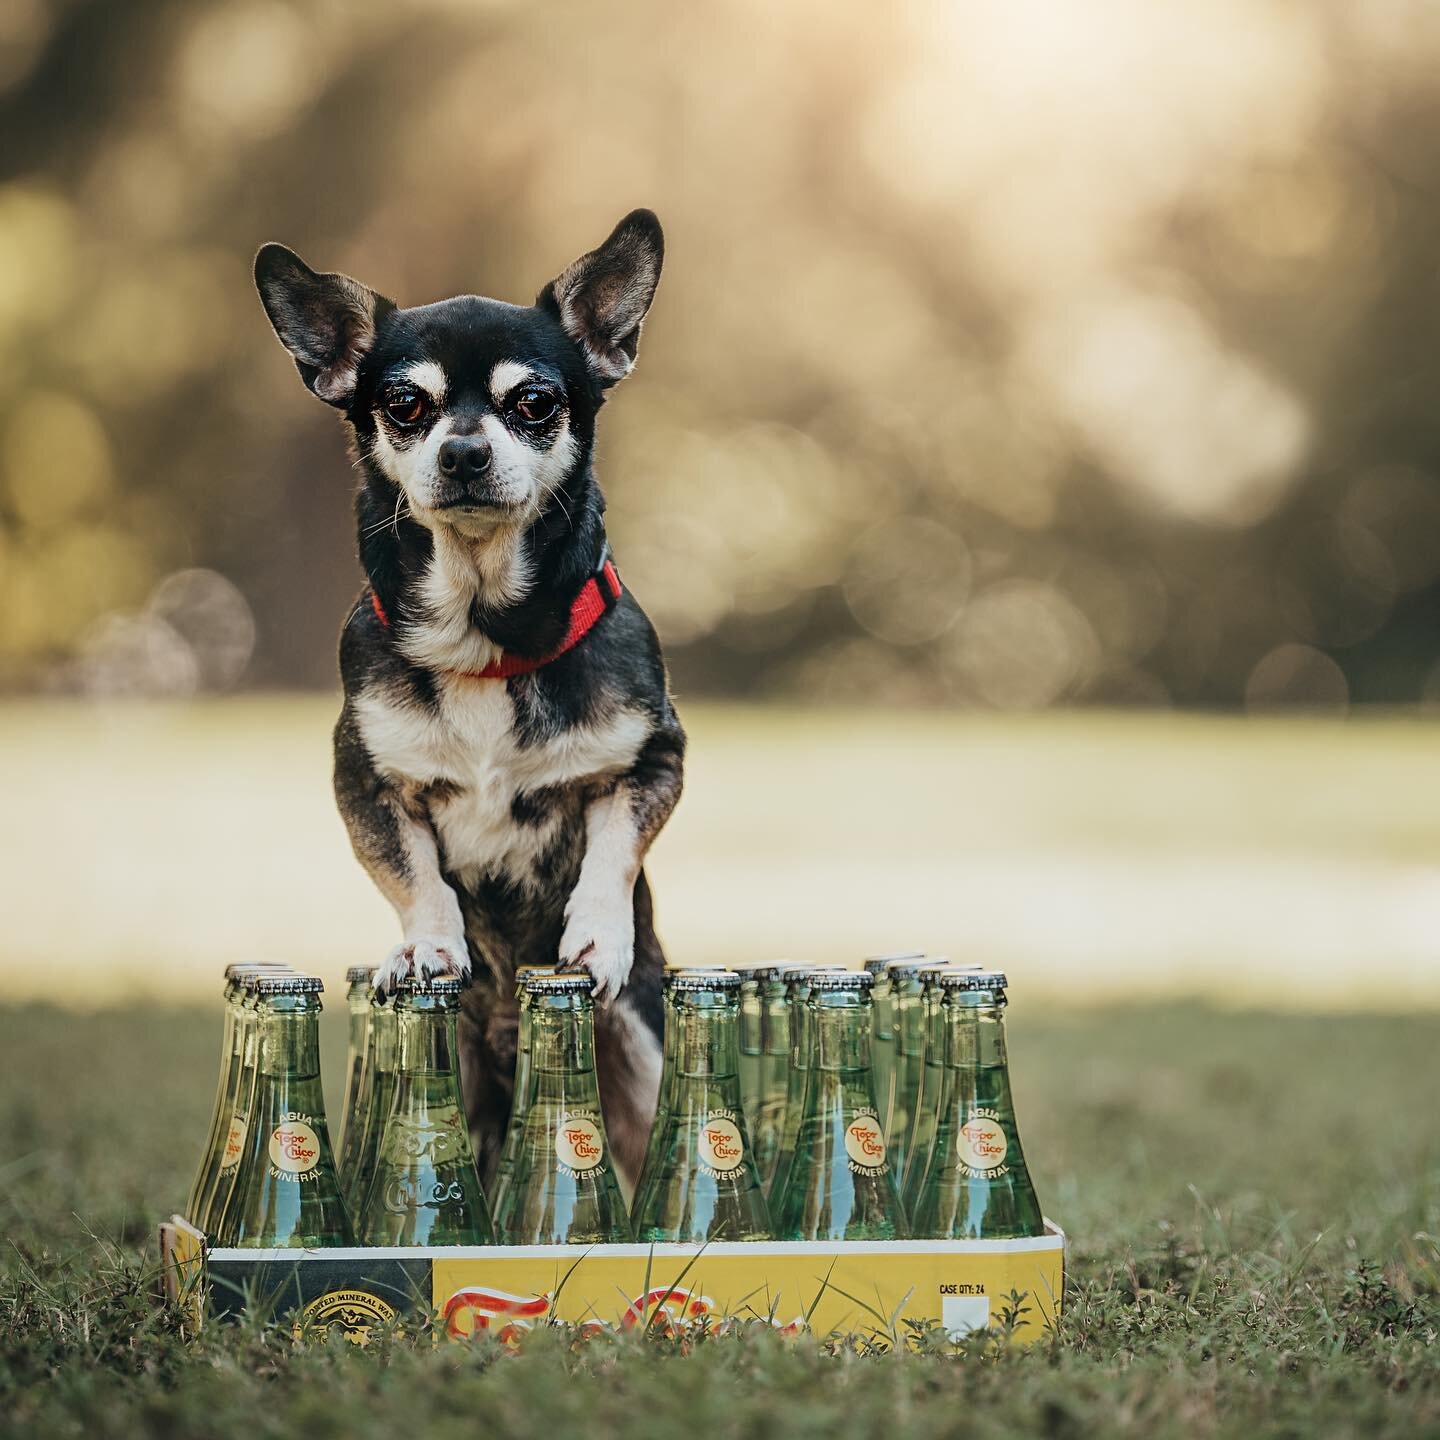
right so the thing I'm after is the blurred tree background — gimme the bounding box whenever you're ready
[3,0,1440,710]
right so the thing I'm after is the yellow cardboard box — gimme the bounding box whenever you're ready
[160,1217,1064,1347]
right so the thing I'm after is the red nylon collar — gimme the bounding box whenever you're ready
[369,555,622,680]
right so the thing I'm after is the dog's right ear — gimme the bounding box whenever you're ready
[254,244,393,408]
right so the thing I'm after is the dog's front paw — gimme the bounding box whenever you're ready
[557,891,634,1006]
[376,936,471,996]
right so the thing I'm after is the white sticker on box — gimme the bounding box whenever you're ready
[941,1295,990,1339]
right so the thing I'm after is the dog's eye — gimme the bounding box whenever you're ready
[513,389,559,424]
[383,389,428,427]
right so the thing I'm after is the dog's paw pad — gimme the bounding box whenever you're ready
[375,937,470,996]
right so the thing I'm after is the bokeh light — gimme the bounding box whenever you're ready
[0,0,1438,709]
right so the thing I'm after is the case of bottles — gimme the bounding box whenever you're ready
[159,1215,1064,1346]
[166,962,1064,1347]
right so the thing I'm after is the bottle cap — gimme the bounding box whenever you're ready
[224,962,291,980]
[255,973,324,995]
[662,966,731,988]
[523,973,594,996]
[863,952,925,974]
[669,970,742,993]
[345,965,378,983]
[730,960,809,980]
[806,970,875,991]
[883,956,932,974]
[394,975,465,995]
[938,968,1008,992]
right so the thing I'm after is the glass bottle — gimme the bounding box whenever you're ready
[772,971,905,1241]
[494,974,630,1244]
[357,977,492,1245]
[197,964,293,1233]
[765,965,847,1201]
[632,972,771,1241]
[487,963,555,1224]
[186,964,281,1228]
[883,956,931,1179]
[752,963,804,1186]
[343,992,398,1213]
[731,963,766,1146]
[908,969,1044,1239]
[214,974,353,1247]
[862,950,923,1180]
[335,963,376,1181]
[901,960,979,1209]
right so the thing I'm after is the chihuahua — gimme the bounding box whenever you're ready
[254,211,684,1186]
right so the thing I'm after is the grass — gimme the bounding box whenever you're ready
[2,1001,1437,1437]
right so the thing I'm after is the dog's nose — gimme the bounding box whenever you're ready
[438,435,493,480]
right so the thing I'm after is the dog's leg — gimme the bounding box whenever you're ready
[594,874,667,1193]
[335,709,469,993]
[557,725,684,1004]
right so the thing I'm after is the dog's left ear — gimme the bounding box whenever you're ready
[537,209,664,387]
[254,244,393,408]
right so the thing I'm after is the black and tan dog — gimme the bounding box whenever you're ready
[254,211,684,1187]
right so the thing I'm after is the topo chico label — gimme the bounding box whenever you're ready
[268,1114,321,1179]
[697,1111,745,1175]
[844,1108,889,1175]
[957,1108,1010,1177]
[555,1112,605,1175]
[220,1114,248,1171]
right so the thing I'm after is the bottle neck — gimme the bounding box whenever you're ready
[257,996,322,1078]
[941,995,1010,1068]
[396,995,461,1074]
[527,995,597,1075]
[673,993,740,1079]
[346,988,370,1050]
[369,1002,399,1072]
[809,992,874,1072]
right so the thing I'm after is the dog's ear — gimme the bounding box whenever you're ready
[254,244,393,408]
[537,209,663,387]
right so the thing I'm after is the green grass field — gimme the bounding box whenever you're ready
[2,1001,1436,1437]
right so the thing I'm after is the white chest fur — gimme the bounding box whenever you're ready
[354,679,651,887]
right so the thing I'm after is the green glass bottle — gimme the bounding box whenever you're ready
[343,991,398,1213]
[765,965,847,1201]
[732,963,766,1147]
[487,963,555,1224]
[214,974,353,1247]
[902,963,983,1214]
[862,950,923,1181]
[883,956,931,1180]
[909,969,1044,1239]
[357,977,493,1245]
[186,965,272,1226]
[752,963,804,1187]
[634,968,731,1203]
[335,963,377,1184]
[773,971,905,1240]
[494,974,631,1244]
[196,964,293,1233]
[633,972,771,1242]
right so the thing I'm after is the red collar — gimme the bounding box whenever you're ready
[369,551,623,680]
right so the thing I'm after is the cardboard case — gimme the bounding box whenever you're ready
[159,1217,1064,1346]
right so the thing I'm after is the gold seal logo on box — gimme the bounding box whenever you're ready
[294,1289,396,1345]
